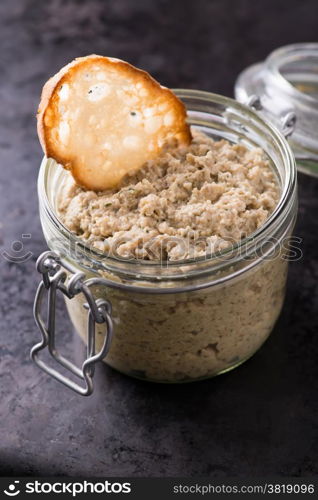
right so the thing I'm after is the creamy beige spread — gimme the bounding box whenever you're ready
[58,130,279,260]
[66,256,288,382]
[58,130,287,382]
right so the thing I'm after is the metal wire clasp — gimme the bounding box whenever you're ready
[246,94,297,138]
[31,251,113,396]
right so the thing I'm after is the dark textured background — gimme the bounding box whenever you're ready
[0,0,318,477]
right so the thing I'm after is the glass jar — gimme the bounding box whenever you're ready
[235,43,318,177]
[32,90,297,395]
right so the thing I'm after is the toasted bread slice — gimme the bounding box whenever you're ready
[37,55,191,191]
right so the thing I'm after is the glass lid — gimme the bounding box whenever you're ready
[235,43,318,178]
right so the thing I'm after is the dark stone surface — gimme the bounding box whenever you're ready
[0,0,318,477]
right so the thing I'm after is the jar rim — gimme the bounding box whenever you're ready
[38,89,297,286]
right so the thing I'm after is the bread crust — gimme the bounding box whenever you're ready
[37,55,191,190]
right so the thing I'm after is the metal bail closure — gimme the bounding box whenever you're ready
[246,94,297,139]
[31,251,113,396]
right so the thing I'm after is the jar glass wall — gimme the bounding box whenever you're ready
[37,91,297,383]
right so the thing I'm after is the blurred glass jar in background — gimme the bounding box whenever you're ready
[235,42,318,177]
